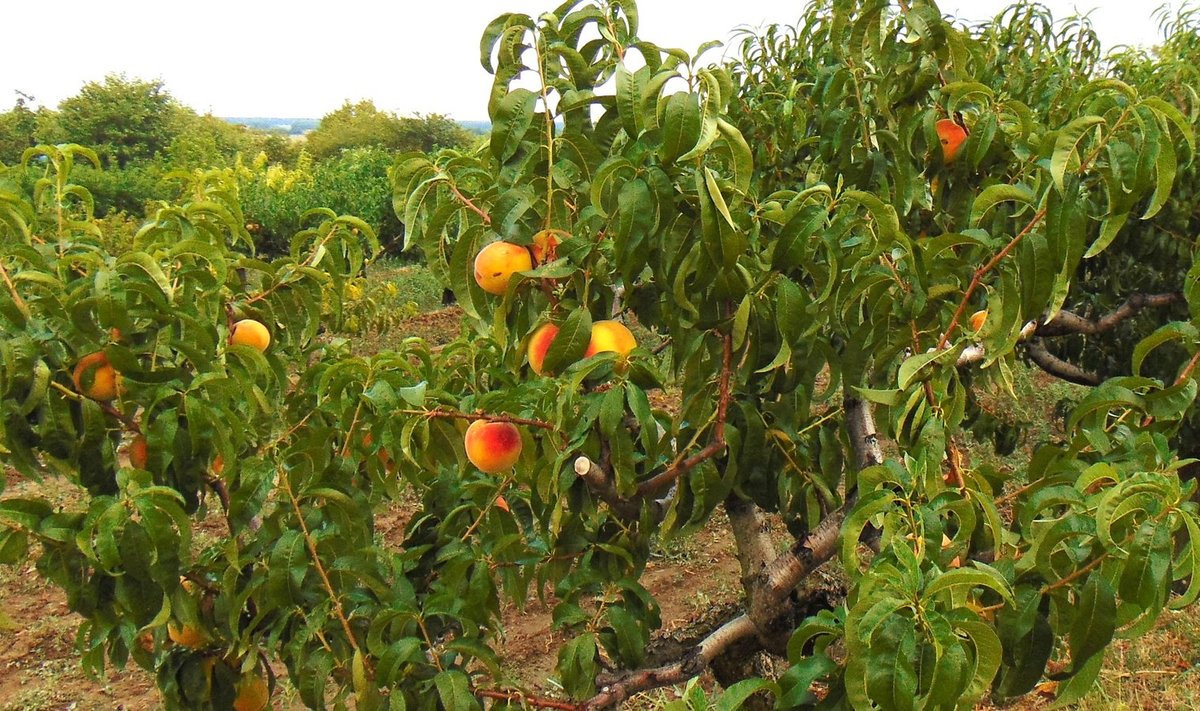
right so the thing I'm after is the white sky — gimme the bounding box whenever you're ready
[0,1,1173,120]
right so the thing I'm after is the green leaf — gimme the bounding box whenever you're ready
[1143,130,1176,219]
[490,89,538,162]
[716,679,777,710]
[659,92,701,164]
[1051,115,1105,193]
[543,308,592,376]
[970,184,1035,227]
[922,564,1014,606]
[433,669,480,711]
[1068,574,1116,671]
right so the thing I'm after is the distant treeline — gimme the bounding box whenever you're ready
[0,75,484,254]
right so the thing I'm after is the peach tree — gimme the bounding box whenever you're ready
[1,1,1200,711]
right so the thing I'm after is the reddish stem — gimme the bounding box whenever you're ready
[477,689,580,710]
[937,207,1048,349]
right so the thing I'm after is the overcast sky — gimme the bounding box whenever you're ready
[0,1,1173,120]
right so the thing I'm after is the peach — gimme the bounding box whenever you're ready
[230,319,271,352]
[969,309,987,332]
[496,495,511,513]
[168,622,207,648]
[464,420,523,473]
[362,433,396,472]
[213,454,225,476]
[936,119,967,163]
[234,673,270,711]
[585,320,637,358]
[129,436,149,469]
[473,241,533,295]
[527,322,560,376]
[530,230,560,265]
[72,351,122,401]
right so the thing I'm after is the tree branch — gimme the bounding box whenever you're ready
[583,615,758,709]
[725,497,778,599]
[574,456,646,521]
[1024,341,1101,386]
[636,330,733,496]
[1036,292,1183,337]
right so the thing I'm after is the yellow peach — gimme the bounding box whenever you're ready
[230,319,271,352]
[473,241,533,295]
[234,672,270,711]
[585,320,637,358]
[530,230,560,265]
[72,351,122,401]
[464,420,523,474]
[969,309,987,332]
[527,322,560,376]
[167,622,207,649]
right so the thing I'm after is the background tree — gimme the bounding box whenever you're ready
[305,99,476,158]
[51,74,182,168]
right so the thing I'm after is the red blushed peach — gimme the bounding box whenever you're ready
[527,322,560,375]
[129,436,149,469]
[969,309,987,332]
[473,241,533,295]
[464,420,523,473]
[585,320,637,358]
[936,119,968,163]
[530,230,560,265]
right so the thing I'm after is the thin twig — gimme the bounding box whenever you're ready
[636,328,732,496]
[279,468,371,674]
[446,181,492,225]
[937,207,1048,349]
[477,689,580,711]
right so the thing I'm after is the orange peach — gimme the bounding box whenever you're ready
[969,309,987,332]
[464,420,523,474]
[473,241,533,295]
[168,622,207,649]
[129,436,149,469]
[230,319,271,352]
[362,433,396,473]
[234,672,270,711]
[585,320,637,358]
[496,495,511,513]
[213,454,225,476]
[527,322,560,376]
[936,119,968,163]
[531,230,559,265]
[72,351,122,401]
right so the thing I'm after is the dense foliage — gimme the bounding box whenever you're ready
[3,1,1200,710]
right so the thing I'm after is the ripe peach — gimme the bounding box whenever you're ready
[167,622,207,649]
[72,351,122,401]
[527,322,560,376]
[230,319,271,352]
[969,309,987,332]
[530,230,559,265]
[464,420,523,474]
[473,241,533,295]
[362,433,396,473]
[936,119,968,163]
[213,454,225,476]
[129,436,149,469]
[234,672,270,711]
[585,320,637,358]
[496,495,511,513]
